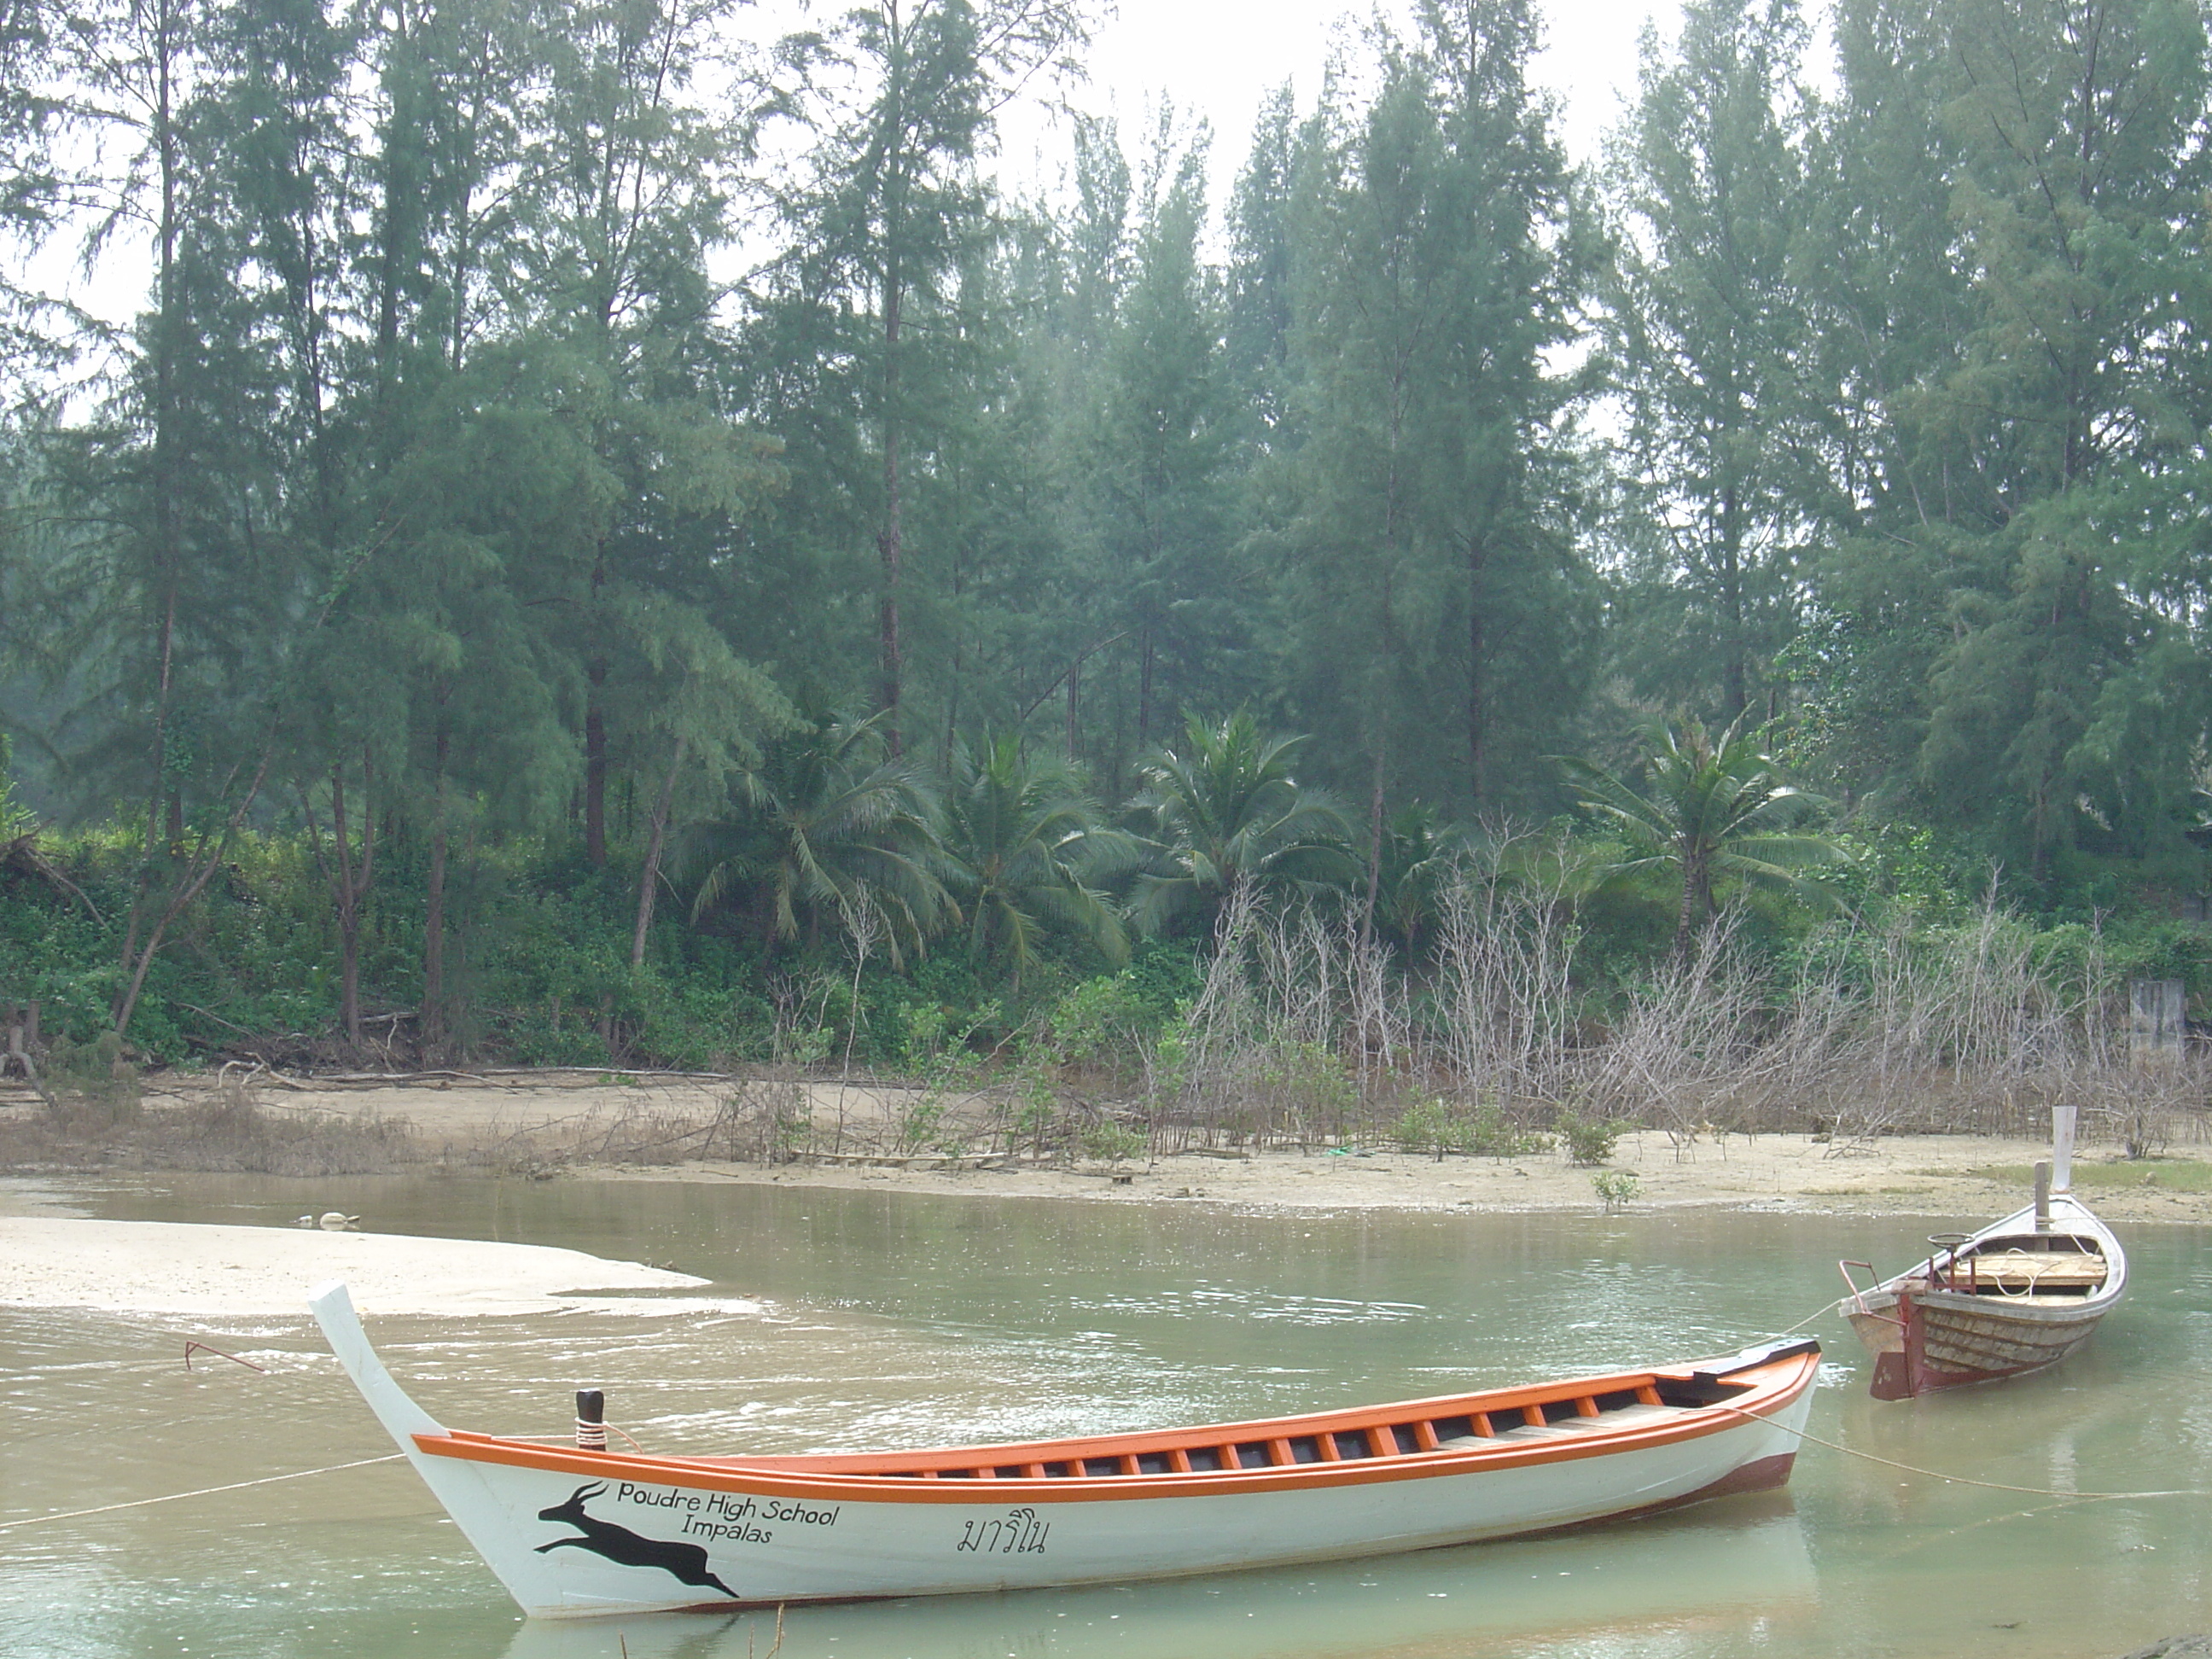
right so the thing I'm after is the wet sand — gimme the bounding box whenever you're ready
[3,1068,2205,1318]
[591,1126,2212,1224]
[61,1068,2212,1223]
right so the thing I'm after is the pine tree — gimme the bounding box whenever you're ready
[769,0,1091,755]
[1278,0,1598,830]
[1603,0,1819,725]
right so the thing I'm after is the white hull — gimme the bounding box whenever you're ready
[311,1282,1815,1618]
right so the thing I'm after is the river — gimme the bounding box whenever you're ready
[3,1173,2207,1658]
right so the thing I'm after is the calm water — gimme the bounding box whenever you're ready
[3,1173,2209,1659]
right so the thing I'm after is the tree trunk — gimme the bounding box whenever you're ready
[878,273,905,755]
[126,6,184,989]
[422,729,450,1051]
[1673,846,1708,961]
[114,754,272,1035]
[1138,629,1155,747]
[585,662,608,865]
[585,533,610,863]
[631,736,685,970]
[1359,738,1386,955]
[1466,536,1487,810]
[330,756,375,1045]
[339,914,363,1045]
[1720,482,1745,721]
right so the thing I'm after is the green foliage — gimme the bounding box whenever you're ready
[683,711,953,964]
[944,735,1132,983]
[1078,1117,1147,1163]
[1254,1040,1359,1144]
[9,0,2212,1090]
[1592,1169,1640,1214]
[1562,713,1847,955]
[1126,711,1358,937]
[44,1030,138,1124]
[1557,1109,1627,1167]
[1391,1097,1551,1160]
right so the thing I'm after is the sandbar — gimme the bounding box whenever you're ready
[0,1216,725,1318]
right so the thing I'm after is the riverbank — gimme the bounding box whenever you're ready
[593,1126,2212,1224]
[232,1071,2212,1222]
[7,1068,2209,1225]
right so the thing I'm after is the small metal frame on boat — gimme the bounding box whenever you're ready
[1841,1110,2128,1400]
[1842,1190,2127,1400]
[309,1280,1819,1619]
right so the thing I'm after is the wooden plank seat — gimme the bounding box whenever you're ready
[1958,1250,2108,1293]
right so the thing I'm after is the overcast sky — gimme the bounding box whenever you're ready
[32,0,1685,331]
[996,0,1683,201]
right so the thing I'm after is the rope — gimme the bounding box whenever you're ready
[1780,1296,1846,1335]
[1715,1402,2209,1502]
[0,1453,405,1534]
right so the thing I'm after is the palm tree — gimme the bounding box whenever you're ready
[1126,711,1358,937]
[943,735,1134,986]
[681,710,952,963]
[1558,714,1846,956]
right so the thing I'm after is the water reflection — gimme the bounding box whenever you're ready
[4,1173,2212,1657]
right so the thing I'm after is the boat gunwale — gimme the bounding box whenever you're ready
[408,1351,1819,1505]
[1866,1194,2128,1317]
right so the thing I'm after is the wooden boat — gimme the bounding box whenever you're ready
[1842,1107,2127,1400]
[310,1281,1819,1619]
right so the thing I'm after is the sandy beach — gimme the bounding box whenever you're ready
[168,1068,2212,1223]
[583,1126,2212,1223]
[3,1069,2207,1315]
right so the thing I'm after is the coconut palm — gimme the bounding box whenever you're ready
[681,710,952,963]
[943,735,1135,986]
[1558,713,1845,956]
[1126,711,1358,937]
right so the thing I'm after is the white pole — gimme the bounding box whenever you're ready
[2052,1104,2075,1195]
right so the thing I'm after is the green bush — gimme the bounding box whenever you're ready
[1080,1118,1147,1163]
[1557,1109,1626,1167]
[1592,1169,1639,1214]
[1393,1097,1550,1160]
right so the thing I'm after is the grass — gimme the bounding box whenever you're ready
[1962,1158,2212,1193]
[0,1090,424,1178]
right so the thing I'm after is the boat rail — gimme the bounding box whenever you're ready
[1837,1259,1901,1327]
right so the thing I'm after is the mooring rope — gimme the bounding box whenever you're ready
[1749,1287,2207,1501]
[0,1453,405,1534]
[1714,1401,2209,1502]
[1778,1296,1847,1335]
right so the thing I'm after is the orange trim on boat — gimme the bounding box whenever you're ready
[409,1353,1819,1506]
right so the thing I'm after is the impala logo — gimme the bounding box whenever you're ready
[535,1482,740,1598]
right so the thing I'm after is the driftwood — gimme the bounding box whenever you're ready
[2,1002,54,1110]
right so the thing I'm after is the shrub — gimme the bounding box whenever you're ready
[1392,1097,1550,1160]
[1592,1169,1639,1214]
[1080,1118,1148,1163]
[1557,1109,1626,1167]
[45,1031,140,1126]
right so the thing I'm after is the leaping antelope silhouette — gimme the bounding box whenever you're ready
[534,1482,739,1598]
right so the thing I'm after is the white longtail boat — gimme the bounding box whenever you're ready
[310,1280,1819,1619]
[1842,1106,2128,1400]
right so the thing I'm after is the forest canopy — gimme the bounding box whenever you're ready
[3,0,2212,1072]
